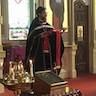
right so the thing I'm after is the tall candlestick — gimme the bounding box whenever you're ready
[29,60,34,77]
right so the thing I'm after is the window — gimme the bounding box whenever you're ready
[8,0,30,40]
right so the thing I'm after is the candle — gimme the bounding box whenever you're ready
[0,62,3,68]
[11,68,15,80]
[19,61,24,74]
[65,86,70,94]
[0,62,3,79]
[9,61,12,75]
[29,60,34,77]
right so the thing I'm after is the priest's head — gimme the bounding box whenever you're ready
[36,6,47,22]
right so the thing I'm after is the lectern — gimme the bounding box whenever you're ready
[33,70,68,95]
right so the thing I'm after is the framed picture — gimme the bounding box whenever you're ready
[77,26,84,41]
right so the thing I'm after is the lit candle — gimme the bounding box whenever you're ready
[29,60,34,77]
[11,68,15,80]
[65,86,70,94]
[0,62,3,79]
[9,61,12,75]
[19,61,24,74]
[0,62,3,68]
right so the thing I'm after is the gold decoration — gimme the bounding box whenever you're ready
[3,60,34,85]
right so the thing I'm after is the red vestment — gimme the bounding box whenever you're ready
[42,29,61,67]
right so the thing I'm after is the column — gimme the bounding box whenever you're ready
[68,0,77,78]
[0,0,5,93]
[58,0,77,79]
[91,0,96,73]
[0,0,5,79]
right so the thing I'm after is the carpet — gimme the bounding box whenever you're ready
[68,74,96,96]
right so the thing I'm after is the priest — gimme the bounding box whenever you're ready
[24,6,64,74]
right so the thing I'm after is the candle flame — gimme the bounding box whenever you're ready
[0,62,3,67]
[65,86,70,93]
[29,60,33,64]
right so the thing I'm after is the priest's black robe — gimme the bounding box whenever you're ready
[24,17,64,73]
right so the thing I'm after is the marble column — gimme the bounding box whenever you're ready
[59,0,77,79]
[68,0,77,78]
[91,0,96,73]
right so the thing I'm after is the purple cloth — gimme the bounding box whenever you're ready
[11,46,26,61]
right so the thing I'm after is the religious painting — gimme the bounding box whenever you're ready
[44,0,68,31]
[77,26,84,41]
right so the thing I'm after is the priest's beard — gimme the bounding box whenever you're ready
[39,16,46,22]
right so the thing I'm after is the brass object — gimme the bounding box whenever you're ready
[2,60,34,96]
[3,60,34,85]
